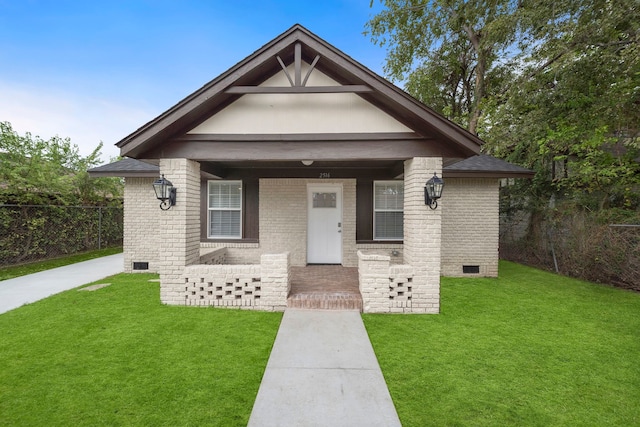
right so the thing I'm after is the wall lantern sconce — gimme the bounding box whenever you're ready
[424,172,444,209]
[152,174,176,210]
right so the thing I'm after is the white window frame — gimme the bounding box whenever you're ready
[373,180,404,241]
[208,180,242,239]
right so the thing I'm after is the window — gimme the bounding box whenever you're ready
[312,192,337,208]
[208,181,242,238]
[374,181,403,240]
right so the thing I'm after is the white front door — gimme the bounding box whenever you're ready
[307,184,342,264]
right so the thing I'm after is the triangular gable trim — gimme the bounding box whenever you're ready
[117,24,483,158]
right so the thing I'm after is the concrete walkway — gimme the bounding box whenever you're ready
[0,253,124,315]
[248,309,402,427]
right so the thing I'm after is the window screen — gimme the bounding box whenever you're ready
[208,181,242,238]
[374,181,403,240]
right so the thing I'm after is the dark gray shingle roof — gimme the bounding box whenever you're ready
[88,158,159,177]
[444,155,534,178]
[88,155,534,179]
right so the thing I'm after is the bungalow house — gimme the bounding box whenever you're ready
[89,25,532,313]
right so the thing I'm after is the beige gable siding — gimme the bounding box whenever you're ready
[441,178,499,277]
[123,177,162,273]
[188,63,412,135]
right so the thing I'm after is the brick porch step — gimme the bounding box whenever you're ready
[287,292,363,311]
[288,266,362,311]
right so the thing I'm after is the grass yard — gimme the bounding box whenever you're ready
[0,274,282,426]
[364,261,640,426]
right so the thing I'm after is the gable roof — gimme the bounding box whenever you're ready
[116,24,484,159]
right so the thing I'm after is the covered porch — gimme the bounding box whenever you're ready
[155,156,442,313]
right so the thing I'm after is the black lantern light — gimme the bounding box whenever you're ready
[424,172,444,209]
[152,174,176,210]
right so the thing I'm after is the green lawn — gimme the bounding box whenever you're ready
[0,247,123,281]
[364,261,640,426]
[2,262,638,426]
[0,274,282,427]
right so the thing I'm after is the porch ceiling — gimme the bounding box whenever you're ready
[200,159,405,180]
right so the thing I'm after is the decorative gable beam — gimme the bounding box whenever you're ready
[225,85,373,94]
[228,43,367,94]
[302,55,320,86]
[294,42,302,86]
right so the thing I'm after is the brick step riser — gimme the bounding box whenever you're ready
[287,296,363,311]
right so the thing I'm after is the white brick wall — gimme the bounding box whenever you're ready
[259,179,357,267]
[259,252,290,311]
[201,242,262,264]
[403,157,442,314]
[259,179,307,265]
[123,177,162,273]
[159,159,201,305]
[355,243,403,264]
[123,159,499,312]
[181,252,290,311]
[441,178,499,277]
[358,251,392,313]
[357,251,415,314]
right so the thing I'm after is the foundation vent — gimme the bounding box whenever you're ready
[462,265,480,274]
[133,262,149,271]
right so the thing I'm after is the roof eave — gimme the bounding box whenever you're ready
[88,171,159,178]
[443,170,536,179]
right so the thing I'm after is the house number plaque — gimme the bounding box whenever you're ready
[319,172,331,179]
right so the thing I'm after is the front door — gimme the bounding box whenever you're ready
[307,184,342,264]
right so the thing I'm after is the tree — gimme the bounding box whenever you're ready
[368,1,639,286]
[482,0,640,210]
[0,121,123,205]
[368,0,640,210]
[366,0,523,134]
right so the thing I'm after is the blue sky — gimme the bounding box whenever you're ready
[0,0,388,162]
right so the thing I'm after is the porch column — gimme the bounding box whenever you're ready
[158,158,201,305]
[403,157,442,313]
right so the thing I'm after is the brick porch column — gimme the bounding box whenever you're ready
[403,157,442,313]
[158,158,201,305]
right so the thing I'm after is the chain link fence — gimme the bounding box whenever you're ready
[501,210,640,291]
[0,204,123,267]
